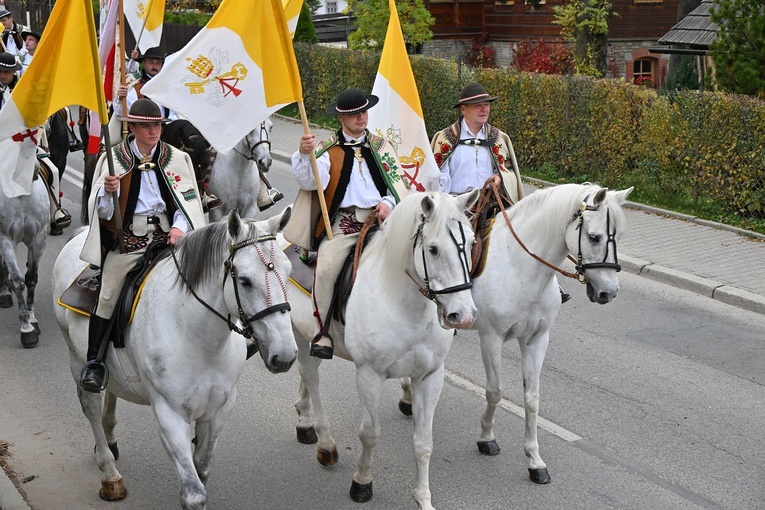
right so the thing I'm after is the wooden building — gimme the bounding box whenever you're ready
[423,0,682,86]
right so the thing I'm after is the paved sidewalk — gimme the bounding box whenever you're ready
[271,114,765,315]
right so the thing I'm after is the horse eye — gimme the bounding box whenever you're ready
[428,245,439,256]
[239,277,253,288]
[589,234,601,243]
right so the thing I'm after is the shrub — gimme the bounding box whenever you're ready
[512,39,574,75]
[464,33,496,69]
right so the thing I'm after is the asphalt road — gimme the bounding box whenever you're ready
[0,148,764,510]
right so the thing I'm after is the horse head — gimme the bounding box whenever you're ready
[240,117,273,173]
[378,190,480,330]
[175,208,297,372]
[564,185,633,304]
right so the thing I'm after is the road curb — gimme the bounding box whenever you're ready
[0,467,30,510]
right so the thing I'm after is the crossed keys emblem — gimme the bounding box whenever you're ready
[376,126,427,191]
[184,54,248,98]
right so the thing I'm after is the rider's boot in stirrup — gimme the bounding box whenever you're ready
[310,332,334,360]
[79,315,111,392]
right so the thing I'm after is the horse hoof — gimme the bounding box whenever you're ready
[296,426,318,444]
[317,447,338,466]
[99,477,127,501]
[477,440,500,456]
[398,400,412,416]
[349,480,373,503]
[32,322,40,334]
[20,331,39,348]
[0,294,12,308]
[528,467,551,484]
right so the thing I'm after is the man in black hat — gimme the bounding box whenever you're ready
[0,51,19,108]
[431,82,524,203]
[19,29,39,75]
[0,9,28,58]
[115,46,178,122]
[285,88,411,359]
[78,98,206,392]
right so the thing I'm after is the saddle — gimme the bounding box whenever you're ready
[58,240,171,348]
[284,221,379,326]
[469,183,512,279]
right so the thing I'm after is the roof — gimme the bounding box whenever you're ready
[658,0,719,49]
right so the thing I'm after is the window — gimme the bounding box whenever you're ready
[633,59,654,87]
[326,0,337,13]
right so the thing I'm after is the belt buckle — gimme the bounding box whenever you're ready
[147,215,159,225]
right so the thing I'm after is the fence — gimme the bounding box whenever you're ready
[312,13,356,43]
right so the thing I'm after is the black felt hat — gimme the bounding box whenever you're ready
[325,88,379,116]
[136,46,165,62]
[20,30,41,42]
[453,83,498,108]
[0,52,21,71]
[119,98,169,123]
[0,10,11,19]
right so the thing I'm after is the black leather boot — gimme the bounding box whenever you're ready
[79,315,112,392]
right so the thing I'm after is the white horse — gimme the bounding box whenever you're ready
[401,183,632,486]
[208,118,273,221]
[52,209,297,510]
[0,169,50,348]
[288,190,480,510]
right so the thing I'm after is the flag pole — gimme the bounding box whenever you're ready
[100,125,126,254]
[117,0,128,139]
[298,100,333,240]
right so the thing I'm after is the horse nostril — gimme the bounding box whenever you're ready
[446,312,461,325]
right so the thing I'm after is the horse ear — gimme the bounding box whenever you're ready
[268,206,292,233]
[420,194,435,218]
[227,208,244,239]
[456,188,480,212]
[611,186,634,204]
[593,188,608,206]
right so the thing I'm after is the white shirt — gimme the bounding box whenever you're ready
[19,52,31,76]
[96,139,189,232]
[112,82,179,122]
[439,119,495,194]
[291,130,395,211]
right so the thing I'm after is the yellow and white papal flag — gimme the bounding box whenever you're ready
[124,0,166,53]
[141,0,303,154]
[367,0,440,192]
[283,0,304,38]
[0,0,108,198]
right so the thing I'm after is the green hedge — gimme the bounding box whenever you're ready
[293,43,765,223]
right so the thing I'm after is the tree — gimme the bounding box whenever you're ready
[305,0,322,14]
[294,1,317,44]
[710,0,765,97]
[346,0,434,51]
[553,0,616,78]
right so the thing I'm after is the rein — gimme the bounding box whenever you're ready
[170,233,290,342]
[489,183,620,284]
[406,213,473,303]
[232,121,271,161]
[351,210,382,284]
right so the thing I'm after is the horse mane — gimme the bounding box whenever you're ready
[365,192,467,296]
[173,220,230,292]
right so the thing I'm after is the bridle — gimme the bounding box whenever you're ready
[233,121,271,161]
[406,213,473,303]
[491,183,621,284]
[171,233,290,342]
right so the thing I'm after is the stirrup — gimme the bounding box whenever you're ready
[310,332,334,360]
[202,193,222,213]
[79,361,109,393]
[258,188,285,212]
[53,208,72,228]
[68,140,84,152]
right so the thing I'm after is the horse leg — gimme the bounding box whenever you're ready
[349,365,383,503]
[294,376,317,444]
[399,376,413,416]
[77,387,127,501]
[518,331,551,484]
[0,239,38,347]
[153,400,207,509]
[0,260,12,308]
[24,236,45,336]
[80,153,97,224]
[477,331,504,456]
[295,336,337,464]
[407,365,446,510]
[192,396,237,485]
[102,391,120,460]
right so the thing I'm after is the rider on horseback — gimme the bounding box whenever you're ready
[78,99,206,392]
[284,88,411,359]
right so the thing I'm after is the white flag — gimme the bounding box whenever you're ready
[124,0,165,53]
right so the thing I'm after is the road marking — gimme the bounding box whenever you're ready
[444,369,583,442]
[62,166,84,187]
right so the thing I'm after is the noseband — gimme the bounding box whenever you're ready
[233,121,271,161]
[171,234,290,343]
[407,214,473,303]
